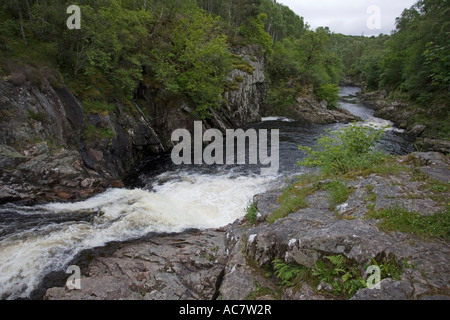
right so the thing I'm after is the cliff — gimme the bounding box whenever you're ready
[0,45,266,205]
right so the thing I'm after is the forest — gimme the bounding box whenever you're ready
[0,0,448,121]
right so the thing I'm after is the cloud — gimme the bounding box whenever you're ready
[276,0,418,36]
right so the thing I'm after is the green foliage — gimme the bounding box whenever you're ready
[258,0,305,42]
[27,110,46,122]
[263,84,298,117]
[314,84,339,109]
[272,259,310,287]
[238,13,273,53]
[264,27,343,116]
[245,201,258,225]
[367,205,450,241]
[58,2,153,100]
[348,0,450,104]
[423,37,450,91]
[246,280,280,300]
[272,253,411,299]
[150,8,233,119]
[312,255,367,299]
[298,124,386,175]
[83,101,116,115]
[267,183,313,224]
[83,124,116,141]
[368,256,405,281]
[325,179,352,208]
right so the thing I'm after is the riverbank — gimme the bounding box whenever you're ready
[357,90,450,155]
[44,151,449,300]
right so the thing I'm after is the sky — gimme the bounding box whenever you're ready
[276,0,418,36]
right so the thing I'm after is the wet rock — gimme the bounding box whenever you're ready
[416,139,450,156]
[408,125,427,138]
[45,229,228,300]
[289,96,360,124]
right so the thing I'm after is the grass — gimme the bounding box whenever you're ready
[231,54,255,74]
[267,175,354,223]
[347,161,409,179]
[245,201,258,225]
[83,100,116,116]
[267,184,314,224]
[325,179,352,209]
[83,125,116,141]
[246,280,280,300]
[367,205,450,241]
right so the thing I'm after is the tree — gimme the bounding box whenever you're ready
[150,8,233,119]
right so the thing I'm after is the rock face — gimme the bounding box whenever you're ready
[0,45,266,205]
[44,152,450,300]
[0,74,163,204]
[215,45,266,128]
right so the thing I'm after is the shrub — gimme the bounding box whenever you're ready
[83,100,115,115]
[245,201,258,225]
[238,13,273,54]
[314,84,339,109]
[298,124,386,175]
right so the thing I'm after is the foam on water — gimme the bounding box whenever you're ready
[261,116,295,122]
[0,173,276,299]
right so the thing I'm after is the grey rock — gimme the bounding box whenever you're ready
[290,96,360,124]
[352,279,414,300]
[408,124,427,138]
[222,153,450,300]
[45,229,228,300]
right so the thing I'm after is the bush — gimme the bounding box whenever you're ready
[238,13,273,54]
[298,124,386,175]
[245,201,258,225]
[315,84,339,109]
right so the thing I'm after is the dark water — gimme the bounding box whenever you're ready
[0,86,415,299]
[127,86,415,189]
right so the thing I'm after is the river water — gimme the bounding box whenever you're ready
[0,87,415,299]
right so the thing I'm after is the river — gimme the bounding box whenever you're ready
[0,86,415,299]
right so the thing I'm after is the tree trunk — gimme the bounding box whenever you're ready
[16,0,28,47]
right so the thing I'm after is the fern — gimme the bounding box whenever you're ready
[273,259,308,287]
[326,254,346,268]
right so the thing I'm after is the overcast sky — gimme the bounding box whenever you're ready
[277,0,418,36]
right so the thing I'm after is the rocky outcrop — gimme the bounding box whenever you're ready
[268,85,360,124]
[213,45,266,128]
[45,229,227,300]
[44,152,450,300]
[220,152,449,300]
[287,95,359,124]
[0,45,267,205]
[0,73,163,204]
[358,90,449,154]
